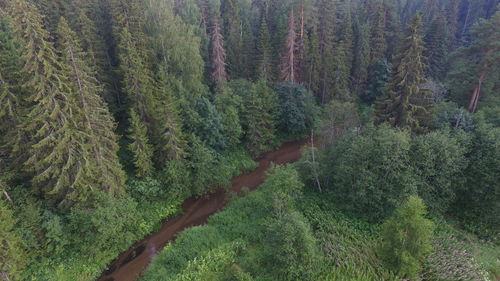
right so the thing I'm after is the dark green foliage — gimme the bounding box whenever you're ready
[410,130,468,214]
[454,117,500,237]
[128,109,154,178]
[194,97,227,151]
[319,125,416,222]
[424,12,449,78]
[361,60,390,105]
[214,87,243,148]
[375,14,432,133]
[379,195,434,279]
[275,82,318,137]
[244,80,277,155]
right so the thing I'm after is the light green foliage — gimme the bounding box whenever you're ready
[141,166,319,281]
[379,196,434,279]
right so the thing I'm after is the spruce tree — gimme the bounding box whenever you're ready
[375,14,431,133]
[9,0,109,203]
[221,0,242,78]
[351,18,370,95]
[56,18,125,194]
[0,17,22,143]
[256,16,272,83]
[370,1,387,64]
[245,80,276,155]
[317,0,336,103]
[128,109,154,178]
[424,11,448,79]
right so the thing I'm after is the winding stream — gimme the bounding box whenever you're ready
[97,139,308,281]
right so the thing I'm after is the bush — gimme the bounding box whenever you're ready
[275,82,318,137]
[320,125,416,221]
[379,196,434,279]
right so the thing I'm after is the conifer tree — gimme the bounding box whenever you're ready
[256,16,272,82]
[0,17,22,142]
[304,26,321,95]
[128,109,154,178]
[9,0,117,203]
[317,0,336,103]
[424,11,448,78]
[117,27,156,124]
[280,9,297,83]
[245,80,276,155]
[221,0,242,78]
[370,1,387,64]
[56,18,125,193]
[375,14,431,133]
[240,18,255,79]
[351,18,370,95]
[210,21,228,87]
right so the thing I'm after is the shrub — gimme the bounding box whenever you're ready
[379,195,434,279]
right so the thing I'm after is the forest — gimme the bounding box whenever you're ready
[0,0,498,280]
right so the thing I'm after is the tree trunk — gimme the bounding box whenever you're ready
[468,50,492,113]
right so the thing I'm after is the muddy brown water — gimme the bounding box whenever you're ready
[97,139,308,281]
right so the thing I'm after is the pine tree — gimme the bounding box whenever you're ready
[56,18,125,194]
[280,9,297,83]
[256,16,272,82]
[221,0,242,78]
[128,109,154,178]
[331,42,351,101]
[375,14,431,133]
[304,26,321,96]
[210,21,228,88]
[240,18,255,79]
[9,0,106,203]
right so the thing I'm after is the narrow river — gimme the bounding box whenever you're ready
[98,139,308,281]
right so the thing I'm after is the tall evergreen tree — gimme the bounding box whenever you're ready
[9,0,119,204]
[256,16,273,82]
[56,18,125,194]
[351,18,370,95]
[0,17,22,146]
[245,80,276,155]
[424,11,448,78]
[370,1,387,64]
[317,0,336,103]
[128,109,154,178]
[375,14,431,133]
[221,0,242,78]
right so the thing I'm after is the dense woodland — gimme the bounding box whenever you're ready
[0,0,499,280]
